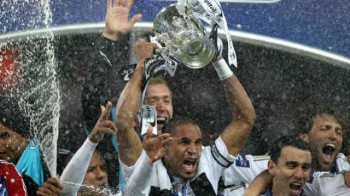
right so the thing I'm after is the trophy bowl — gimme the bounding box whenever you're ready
[153,4,216,69]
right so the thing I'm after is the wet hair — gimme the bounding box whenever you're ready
[162,116,199,135]
[146,76,173,96]
[293,105,345,135]
[270,135,310,164]
[0,95,30,137]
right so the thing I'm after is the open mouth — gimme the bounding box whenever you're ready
[290,181,303,195]
[320,144,336,166]
[290,182,302,190]
[157,117,168,125]
[322,144,335,155]
[182,158,197,174]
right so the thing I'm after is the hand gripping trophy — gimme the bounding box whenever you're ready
[144,0,237,79]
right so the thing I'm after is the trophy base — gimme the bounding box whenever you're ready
[179,38,216,69]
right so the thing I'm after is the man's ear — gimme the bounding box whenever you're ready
[268,160,276,176]
[299,133,309,142]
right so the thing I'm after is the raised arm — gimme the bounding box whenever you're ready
[243,170,272,196]
[214,57,256,156]
[116,40,158,166]
[60,102,117,195]
[102,0,142,41]
[82,0,141,131]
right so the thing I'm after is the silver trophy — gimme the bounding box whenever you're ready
[153,4,217,69]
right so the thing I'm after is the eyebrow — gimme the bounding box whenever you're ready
[146,95,171,100]
[285,161,311,168]
[319,123,342,129]
[88,164,106,169]
[285,161,298,166]
[302,163,312,168]
[177,137,202,142]
[178,137,190,142]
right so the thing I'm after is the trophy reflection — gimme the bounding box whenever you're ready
[153,4,217,69]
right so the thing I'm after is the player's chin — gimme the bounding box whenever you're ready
[180,162,198,179]
[180,171,196,180]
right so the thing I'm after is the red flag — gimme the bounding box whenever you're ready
[0,44,20,93]
[0,160,27,195]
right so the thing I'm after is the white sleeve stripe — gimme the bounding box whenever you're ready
[211,144,234,168]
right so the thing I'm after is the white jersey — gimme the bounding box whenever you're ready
[302,153,350,196]
[222,154,269,196]
[302,172,349,196]
[123,136,236,196]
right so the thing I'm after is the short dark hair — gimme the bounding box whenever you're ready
[270,135,310,164]
[162,116,199,135]
[0,95,30,137]
[293,105,345,135]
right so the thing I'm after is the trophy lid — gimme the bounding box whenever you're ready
[153,4,202,35]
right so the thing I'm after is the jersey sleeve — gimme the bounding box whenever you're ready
[122,150,155,195]
[195,136,237,194]
[222,154,269,195]
[119,150,147,185]
[60,139,98,195]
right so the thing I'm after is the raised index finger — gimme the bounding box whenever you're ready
[99,101,112,121]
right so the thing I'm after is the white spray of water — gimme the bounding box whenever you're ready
[15,0,60,177]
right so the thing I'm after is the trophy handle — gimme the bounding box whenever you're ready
[209,23,221,59]
[144,54,178,80]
